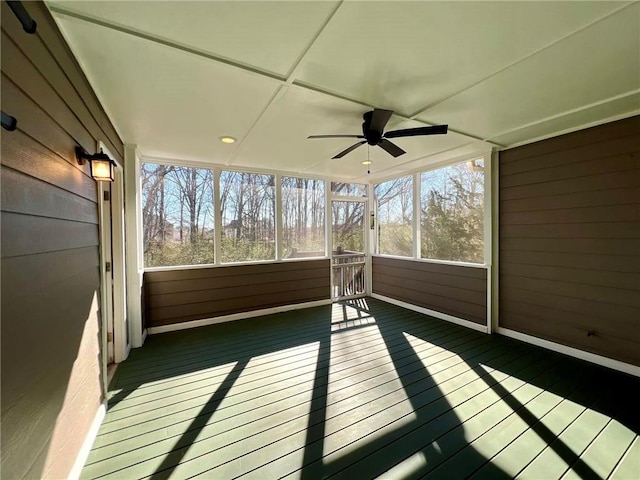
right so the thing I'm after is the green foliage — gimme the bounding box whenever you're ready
[375,175,413,256]
[378,223,413,257]
[220,237,275,263]
[144,238,214,267]
[420,165,484,263]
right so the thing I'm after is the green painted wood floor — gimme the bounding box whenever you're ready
[83,298,639,479]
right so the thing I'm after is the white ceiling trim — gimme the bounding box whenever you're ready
[356,146,491,186]
[228,1,344,166]
[140,153,359,183]
[284,1,344,84]
[48,2,501,149]
[404,1,636,121]
[226,85,286,167]
[498,110,640,150]
[48,4,287,82]
[352,141,479,182]
[486,88,640,144]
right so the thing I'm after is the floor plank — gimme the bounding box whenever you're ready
[610,436,639,480]
[80,298,640,480]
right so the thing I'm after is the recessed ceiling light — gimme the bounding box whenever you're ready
[219,136,237,144]
[361,160,372,165]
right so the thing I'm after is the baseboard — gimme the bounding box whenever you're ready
[68,401,106,480]
[371,294,488,334]
[497,327,640,378]
[147,299,333,334]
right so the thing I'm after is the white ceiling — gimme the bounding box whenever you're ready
[49,1,639,182]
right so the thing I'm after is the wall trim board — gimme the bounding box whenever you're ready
[67,401,106,480]
[497,327,640,378]
[370,293,488,334]
[147,298,333,334]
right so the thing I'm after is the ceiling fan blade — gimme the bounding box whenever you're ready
[368,108,394,133]
[378,139,406,157]
[384,124,448,138]
[307,134,365,139]
[332,141,366,159]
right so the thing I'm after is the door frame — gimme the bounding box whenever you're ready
[97,141,129,389]
[330,196,369,301]
[97,178,114,372]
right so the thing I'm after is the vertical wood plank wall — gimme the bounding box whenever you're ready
[1,2,124,478]
[371,256,488,325]
[144,260,331,328]
[499,116,640,367]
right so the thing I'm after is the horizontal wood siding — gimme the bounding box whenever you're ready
[499,115,640,366]
[1,2,124,479]
[371,256,487,325]
[143,260,331,327]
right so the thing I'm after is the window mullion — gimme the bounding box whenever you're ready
[414,171,420,259]
[214,169,222,265]
[275,175,282,261]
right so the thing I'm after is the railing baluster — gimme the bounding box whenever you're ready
[333,253,366,299]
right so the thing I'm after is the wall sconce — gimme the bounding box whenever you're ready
[76,147,115,182]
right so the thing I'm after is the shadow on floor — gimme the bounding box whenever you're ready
[95,297,638,479]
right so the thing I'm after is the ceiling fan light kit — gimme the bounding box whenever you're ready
[308,108,448,159]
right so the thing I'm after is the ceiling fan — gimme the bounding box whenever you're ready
[308,108,448,159]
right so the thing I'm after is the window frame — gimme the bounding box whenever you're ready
[280,175,328,260]
[218,170,277,264]
[140,158,333,271]
[140,161,216,269]
[371,151,492,268]
[138,152,491,271]
[374,175,414,258]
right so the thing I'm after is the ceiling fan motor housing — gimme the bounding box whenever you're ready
[362,111,382,145]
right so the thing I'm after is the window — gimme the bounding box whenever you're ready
[375,175,413,257]
[141,163,214,267]
[220,171,275,263]
[281,177,326,258]
[331,181,367,197]
[420,160,484,263]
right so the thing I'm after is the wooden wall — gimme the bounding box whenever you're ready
[372,256,488,325]
[144,260,331,328]
[1,2,123,478]
[499,116,640,366]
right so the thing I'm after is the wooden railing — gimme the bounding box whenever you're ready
[332,252,366,299]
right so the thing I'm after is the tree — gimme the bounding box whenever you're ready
[282,177,325,257]
[141,163,214,267]
[220,172,276,262]
[420,162,484,263]
[375,176,413,256]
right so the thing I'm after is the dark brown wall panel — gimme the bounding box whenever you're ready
[143,260,331,327]
[1,2,124,479]
[1,2,123,160]
[499,115,640,367]
[371,256,488,325]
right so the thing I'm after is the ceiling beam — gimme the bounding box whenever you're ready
[48,3,502,149]
[284,1,344,84]
[228,1,344,165]
[405,2,636,124]
[48,4,287,83]
[484,89,640,144]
